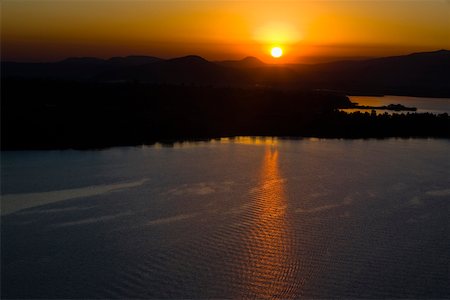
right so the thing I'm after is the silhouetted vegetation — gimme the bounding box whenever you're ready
[2,79,449,149]
[351,104,417,112]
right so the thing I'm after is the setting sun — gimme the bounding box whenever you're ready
[271,47,283,58]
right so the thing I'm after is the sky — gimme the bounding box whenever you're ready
[2,0,450,63]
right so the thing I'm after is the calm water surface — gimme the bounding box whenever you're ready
[1,138,449,298]
[342,95,450,114]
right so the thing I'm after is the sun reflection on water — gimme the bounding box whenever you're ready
[241,146,297,298]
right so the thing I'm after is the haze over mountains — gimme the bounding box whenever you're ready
[2,50,450,97]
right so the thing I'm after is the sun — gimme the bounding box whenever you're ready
[271,47,283,58]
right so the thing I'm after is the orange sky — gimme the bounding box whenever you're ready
[2,0,449,63]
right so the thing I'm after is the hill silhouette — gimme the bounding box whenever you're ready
[107,55,163,66]
[3,50,449,96]
[95,55,246,85]
[297,49,450,97]
[1,55,162,80]
[217,56,266,68]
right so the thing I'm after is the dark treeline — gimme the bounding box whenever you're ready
[2,79,449,149]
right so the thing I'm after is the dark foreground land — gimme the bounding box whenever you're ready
[2,79,450,149]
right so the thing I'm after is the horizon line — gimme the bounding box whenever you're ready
[2,49,448,65]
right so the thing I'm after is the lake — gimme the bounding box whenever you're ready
[341,95,450,114]
[1,137,449,298]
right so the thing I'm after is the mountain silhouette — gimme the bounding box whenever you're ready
[95,55,247,84]
[60,57,108,65]
[2,50,449,96]
[107,55,163,66]
[297,50,450,96]
[1,56,163,80]
[217,56,266,68]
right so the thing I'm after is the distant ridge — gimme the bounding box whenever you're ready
[95,54,245,85]
[2,50,449,96]
[1,55,164,80]
[168,55,209,64]
[107,55,163,66]
[297,49,450,96]
[217,56,266,68]
[60,57,107,64]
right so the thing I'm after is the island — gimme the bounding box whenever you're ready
[351,103,417,112]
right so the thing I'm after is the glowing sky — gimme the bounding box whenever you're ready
[2,0,449,62]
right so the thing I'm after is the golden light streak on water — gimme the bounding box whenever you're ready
[241,146,297,298]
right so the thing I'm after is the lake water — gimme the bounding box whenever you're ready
[341,95,450,114]
[1,137,449,298]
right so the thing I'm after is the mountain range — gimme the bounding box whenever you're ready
[2,50,450,97]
